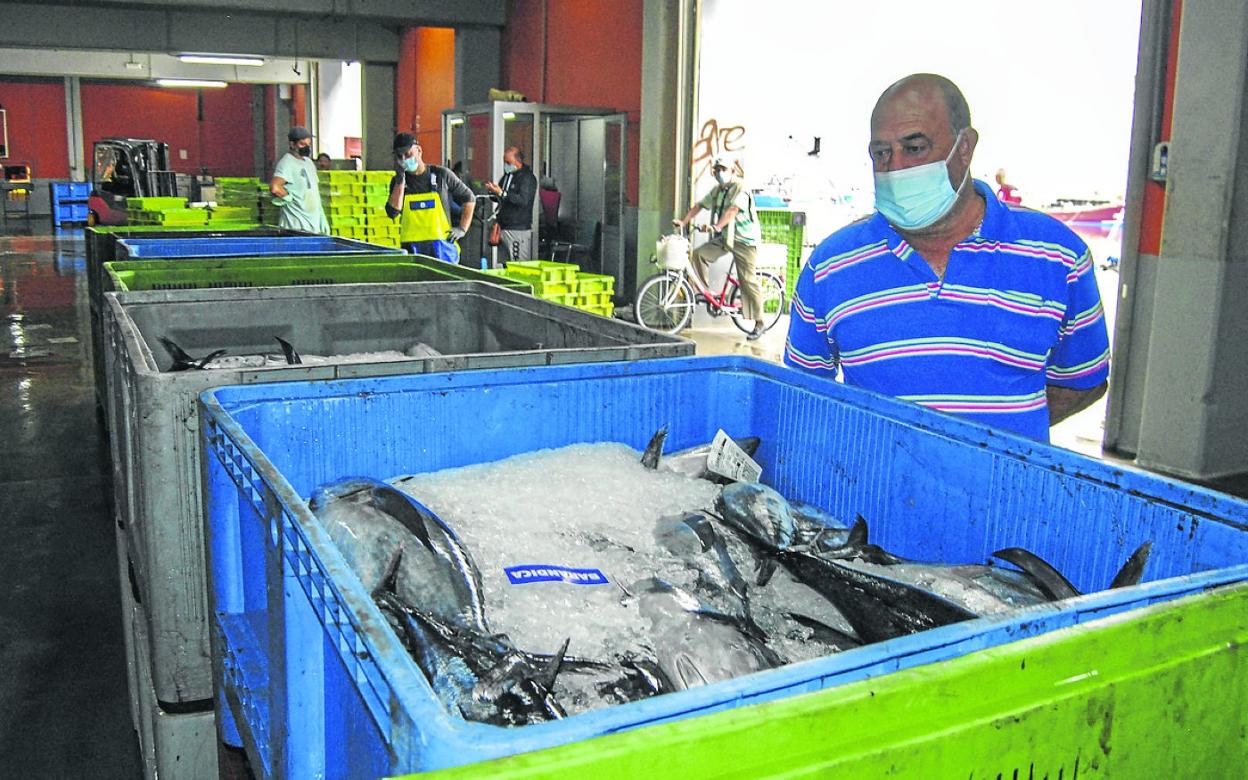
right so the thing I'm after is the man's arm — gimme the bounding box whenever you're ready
[673,204,703,228]
[714,204,740,232]
[1047,381,1107,426]
[269,176,288,199]
[458,199,475,234]
[385,172,405,218]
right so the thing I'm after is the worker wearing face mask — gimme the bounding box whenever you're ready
[673,155,766,340]
[784,73,1109,442]
[385,132,475,263]
[269,126,329,234]
[484,146,538,262]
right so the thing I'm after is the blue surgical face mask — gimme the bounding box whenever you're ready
[402,156,419,173]
[503,163,517,174]
[873,130,969,231]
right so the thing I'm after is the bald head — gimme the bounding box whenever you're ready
[872,74,971,137]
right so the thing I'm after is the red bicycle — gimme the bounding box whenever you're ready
[634,230,786,335]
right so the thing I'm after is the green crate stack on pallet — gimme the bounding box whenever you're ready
[498,261,616,317]
[757,208,807,301]
[318,170,400,248]
[213,177,264,226]
[126,196,208,226]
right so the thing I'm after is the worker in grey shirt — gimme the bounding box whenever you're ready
[270,126,329,234]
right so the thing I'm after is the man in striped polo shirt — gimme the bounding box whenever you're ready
[784,74,1109,441]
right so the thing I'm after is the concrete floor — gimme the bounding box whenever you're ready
[0,225,142,776]
[0,222,1243,779]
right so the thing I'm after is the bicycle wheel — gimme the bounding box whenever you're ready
[730,272,787,334]
[634,272,696,334]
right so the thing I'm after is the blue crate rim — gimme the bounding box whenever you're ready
[200,355,1248,760]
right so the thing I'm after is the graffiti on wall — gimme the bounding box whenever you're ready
[691,118,746,183]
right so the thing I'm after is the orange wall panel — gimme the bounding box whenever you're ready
[397,26,456,166]
[415,27,455,165]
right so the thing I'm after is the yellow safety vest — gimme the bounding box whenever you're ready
[400,192,451,244]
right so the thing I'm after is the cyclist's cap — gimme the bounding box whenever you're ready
[393,132,418,154]
[288,126,312,142]
[710,155,735,170]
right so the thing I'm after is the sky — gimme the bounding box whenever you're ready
[697,0,1143,212]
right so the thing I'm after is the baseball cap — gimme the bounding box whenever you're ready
[710,155,735,170]
[287,126,312,142]
[393,132,418,154]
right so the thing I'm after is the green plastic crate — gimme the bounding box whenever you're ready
[128,196,188,210]
[416,583,1248,779]
[104,254,534,294]
[576,272,616,295]
[505,260,579,285]
[757,208,806,301]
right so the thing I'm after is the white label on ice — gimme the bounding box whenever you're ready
[706,429,762,483]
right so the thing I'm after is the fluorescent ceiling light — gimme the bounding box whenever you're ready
[502,112,516,120]
[448,117,465,126]
[156,78,228,88]
[178,54,265,66]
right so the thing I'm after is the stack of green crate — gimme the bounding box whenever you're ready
[570,272,615,318]
[125,197,208,226]
[499,261,616,318]
[757,208,807,301]
[213,177,264,224]
[318,170,399,248]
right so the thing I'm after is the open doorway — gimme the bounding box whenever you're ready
[695,0,1143,455]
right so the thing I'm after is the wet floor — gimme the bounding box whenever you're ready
[0,225,142,776]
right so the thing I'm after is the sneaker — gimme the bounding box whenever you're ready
[746,324,766,341]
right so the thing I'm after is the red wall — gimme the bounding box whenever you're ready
[81,82,256,177]
[0,78,70,178]
[502,0,643,205]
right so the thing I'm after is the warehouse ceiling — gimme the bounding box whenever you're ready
[0,0,506,63]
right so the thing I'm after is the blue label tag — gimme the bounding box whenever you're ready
[408,199,435,211]
[505,564,609,586]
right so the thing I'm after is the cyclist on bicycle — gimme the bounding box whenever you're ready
[672,155,766,340]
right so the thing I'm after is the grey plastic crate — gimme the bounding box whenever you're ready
[116,525,218,780]
[102,281,693,705]
[86,227,300,413]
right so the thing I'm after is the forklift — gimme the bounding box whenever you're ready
[87,138,180,225]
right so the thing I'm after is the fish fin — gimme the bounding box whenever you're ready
[196,349,227,369]
[672,654,709,690]
[538,638,570,690]
[992,547,1081,600]
[1109,541,1153,589]
[158,336,197,371]
[640,424,669,470]
[372,547,403,599]
[847,515,869,549]
[755,557,778,587]
[788,612,861,648]
[370,486,436,552]
[275,336,302,365]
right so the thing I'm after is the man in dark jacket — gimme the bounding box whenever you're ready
[484,146,537,261]
[386,132,475,263]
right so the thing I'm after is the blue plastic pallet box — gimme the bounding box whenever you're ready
[199,356,1248,778]
[115,234,394,260]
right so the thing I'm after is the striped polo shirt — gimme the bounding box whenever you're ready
[784,179,1110,441]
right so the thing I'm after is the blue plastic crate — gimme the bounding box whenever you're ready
[199,356,1248,778]
[114,235,395,260]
